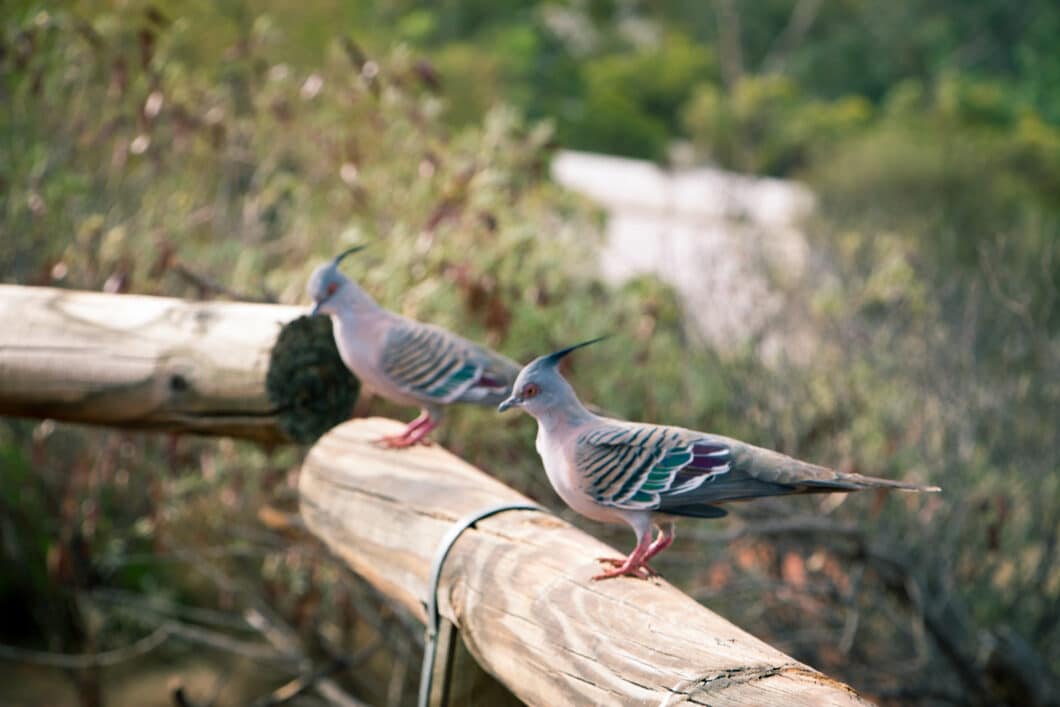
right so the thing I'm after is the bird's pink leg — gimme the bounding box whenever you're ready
[642,522,675,563]
[594,531,655,581]
[394,416,438,446]
[377,412,439,448]
[377,412,428,445]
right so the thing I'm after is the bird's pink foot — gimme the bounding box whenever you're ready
[642,528,675,563]
[377,432,430,448]
[375,414,439,449]
[593,556,656,580]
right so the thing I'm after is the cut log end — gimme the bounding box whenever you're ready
[265,314,359,444]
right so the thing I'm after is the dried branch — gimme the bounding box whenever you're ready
[867,684,966,704]
[249,657,353,707]
[0,624,170,669]
[169,543,371,707]
[714,0,745,89]
[763,0,824,73]
[171,260,276,303]
[691,515,863,543]
[243,606,372,707]
[385,635,411,707]
[91,587,253,632]
[112,604,294,664]
[316,681,371,707]
[725,514,1060,706]
[172,685,202,707]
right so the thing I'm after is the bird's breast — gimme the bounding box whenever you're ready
[332,321,378,378]
[536,426,623,525]
[331,316,416,404]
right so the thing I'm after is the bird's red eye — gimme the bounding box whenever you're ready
[523,383,539,399]
[326,282,338,295]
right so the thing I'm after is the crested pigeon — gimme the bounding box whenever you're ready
[498,338,940,580]
[308,246,520,447]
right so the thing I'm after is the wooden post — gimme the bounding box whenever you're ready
[429,618,520,707]
[0,285,301,442]
[300,418,869,706]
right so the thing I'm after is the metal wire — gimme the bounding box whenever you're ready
[417,501,544,707]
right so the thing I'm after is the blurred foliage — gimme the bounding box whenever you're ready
[682,74,872,174]
[0,3,723,704]
[563,32,715,158]
[347,0,1060,164]
[1,1,1058,706]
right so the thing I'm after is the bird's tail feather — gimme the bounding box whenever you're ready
[661,504,729,519]
[800,470,941,493]
[742,444,942,494]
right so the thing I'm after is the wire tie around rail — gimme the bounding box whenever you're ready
[417,501,544,707]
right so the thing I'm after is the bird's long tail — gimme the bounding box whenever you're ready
[742,444,941,494]
[791,461,941,493]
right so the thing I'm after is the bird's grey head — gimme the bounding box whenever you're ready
[307,245,367,316]
[497,336,607,418]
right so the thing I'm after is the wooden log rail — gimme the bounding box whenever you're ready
[0,285,301,441]
[302,418,868,706]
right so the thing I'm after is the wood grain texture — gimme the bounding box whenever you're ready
[0,285,301,441]
[301,418,870,706]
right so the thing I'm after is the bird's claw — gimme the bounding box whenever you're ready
[592,557,657,580]
[595,557,626,566]
[375,434,433,449]
[374,415,439,449]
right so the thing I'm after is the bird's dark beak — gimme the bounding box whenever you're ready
[310,299,325,316]
[497,395,520,413]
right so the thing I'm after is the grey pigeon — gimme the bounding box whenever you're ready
[308,246,520,447]
[498,338,940,580]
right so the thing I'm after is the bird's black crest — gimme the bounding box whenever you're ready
[333,244,368,265]
[542,336,609,366]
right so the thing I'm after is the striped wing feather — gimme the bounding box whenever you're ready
[381,323,518,405]
[576,422,939,517]
[575,422,734,512]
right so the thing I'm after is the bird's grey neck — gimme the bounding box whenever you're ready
[536,396,597,437]
[332,286,383,320]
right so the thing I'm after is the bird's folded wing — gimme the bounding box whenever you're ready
[575,422,738,511]
[380,323,514,404]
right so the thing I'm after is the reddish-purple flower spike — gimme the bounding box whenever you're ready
[307,247,520,447]
[498,338,941,580]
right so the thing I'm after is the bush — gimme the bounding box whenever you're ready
[0,7,731,702]
[683,75,872,175]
